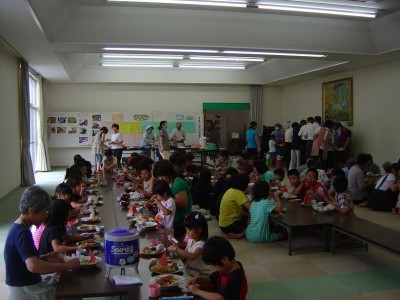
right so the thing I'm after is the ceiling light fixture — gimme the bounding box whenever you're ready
[102,47,219,53]
[223,50,326,57]
[189,55,264,62]
[107,0,247,8]
[256,1,376,18]
[101,53,184,59]
[101,62,174,67]
[179,64,246,69]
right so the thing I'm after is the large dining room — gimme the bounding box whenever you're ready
[1,1,400,299]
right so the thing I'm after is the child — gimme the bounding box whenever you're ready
[245,181,285,243]
[103,148,118,173]
[330,176,354,215]
[269,134,277,167]
[215,149,233,171]
[135,165,156,197]
[192,167,213,210]
[38,199,90,255]
[237,153,252,176]
[283,169,303,199]
[65,176,86,209]
[253,159,275,184]
[168,212,211,276]
[151,180,175,230]
[186,236,247,300]
[273,167,285,188]
[300,168,330,206]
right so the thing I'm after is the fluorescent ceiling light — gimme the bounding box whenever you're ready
[101,53,184,59]
[223,50,326,58]
[101,62,173,67]
[257,1,376,18]
[179,64,246,69]
[102,47,219,53]
[189,55,264,62]
[107,0,247,8]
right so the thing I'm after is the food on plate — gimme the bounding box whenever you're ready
[150,262,179,274]
[154,274,179,287]
[141,244,165,255]
[76,239,100,248]
[78,225,96,231]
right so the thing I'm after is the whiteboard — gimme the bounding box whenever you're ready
[47,112,203,148]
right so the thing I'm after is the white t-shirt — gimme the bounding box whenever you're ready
[285,127,293,143]
[110,132,123,149]
[298,124,308,140]
[375,173,396,191]
[269,139,276,152]
[171,128,186,142]
[185,239,212,275]
[155,197,175,229]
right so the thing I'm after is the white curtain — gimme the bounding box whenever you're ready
[20,60,35,186]
[36,76,51,171]
[250,85,263,129]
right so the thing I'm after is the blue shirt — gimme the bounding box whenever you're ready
[4,223,42,286]
[140,131,155,147]
[246,129,258,149]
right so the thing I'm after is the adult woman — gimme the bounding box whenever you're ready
[158,121,170,159]
[218,173,251,239]
[140,125,155,157]
[153,159,192,239]
[92,126,108,172]
[312,120,335,168]
[109,123,124,169]
[367,163,399,211]
[245,121,260,156]
[4,186,79,300]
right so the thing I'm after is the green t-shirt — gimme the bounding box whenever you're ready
[245,199,277,243]
[171,177,192,223]
[261,171,275,184]
[219,188,247,227]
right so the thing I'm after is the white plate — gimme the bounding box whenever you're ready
[65,256,102,269]
[80,217,101,223]
[149,260,184,275]
[80,209,99,215]
[141,221,158,229]
[77,225,97,232]
[140,245,166,257]
[149,274,185,289]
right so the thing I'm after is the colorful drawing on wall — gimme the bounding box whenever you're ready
[79,119,88,126]
[79,136,89,145]
[57,127,66,133]
[68,127,77,134]
[92,114,101,122]
[112,113,124,122]
[68,117,77,123]
[80,127,88,134]
[133,114,149,121]
[322,77,353,125]
[58,117,66,123]
[48,116,56,124]
[92,122,101,129]
[51,127,56,134]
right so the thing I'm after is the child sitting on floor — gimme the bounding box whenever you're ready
[329,176,354,215]
[283,169,303,199]
[300,168,330,206]
[168,212,212,276]
[186,236,248,300]
[245,181,285,243]
[151,180,176,230]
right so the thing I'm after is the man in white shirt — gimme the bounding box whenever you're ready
[284,126,293,169]
[110,123,124,168]
[171,122,186,147]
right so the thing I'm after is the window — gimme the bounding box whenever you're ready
[29,72,39,171]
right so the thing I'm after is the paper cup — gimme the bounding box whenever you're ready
[148,283,161,297]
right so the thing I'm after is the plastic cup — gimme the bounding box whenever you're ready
[148,283,161,297]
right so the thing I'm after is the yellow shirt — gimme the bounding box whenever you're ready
[219,188,247,227]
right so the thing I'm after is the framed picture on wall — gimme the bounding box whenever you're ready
[322,77,353,125]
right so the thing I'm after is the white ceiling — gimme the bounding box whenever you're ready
[1,0,400,85]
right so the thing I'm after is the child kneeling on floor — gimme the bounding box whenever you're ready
[186,236,248,300]
[246,181,286,243]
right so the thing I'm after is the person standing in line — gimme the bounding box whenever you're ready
[298,119,308,164]
[284,124,293,169]
[304,117,315,161]
[140,125,155,157]
[158,120,171,160]
[245,121,260,156]
[91,126,108,172]
[171,122,186,147]
[110,123,124,169]
[289,122,301,170]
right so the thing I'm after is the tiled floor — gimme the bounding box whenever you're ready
[0,167,399,299]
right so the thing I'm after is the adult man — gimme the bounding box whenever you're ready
[348,153,375,206]
[171,122,186,146]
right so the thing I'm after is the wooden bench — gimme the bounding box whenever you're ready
[331,217,400,255]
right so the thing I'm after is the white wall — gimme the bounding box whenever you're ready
[262,86,283,127]
[0,45,21,198]
[280,60,400,168]
[46,83,250,166]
